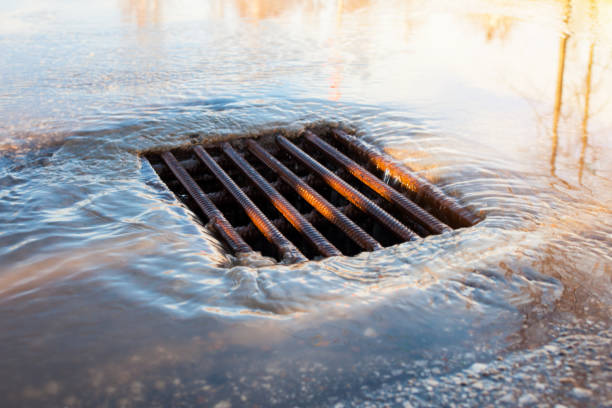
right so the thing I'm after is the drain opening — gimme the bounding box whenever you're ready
[145,127,480,263]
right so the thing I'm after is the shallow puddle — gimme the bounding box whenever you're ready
[0,0,610,406]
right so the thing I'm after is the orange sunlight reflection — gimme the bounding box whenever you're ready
[120,0,162,27]
[118,0,612,188]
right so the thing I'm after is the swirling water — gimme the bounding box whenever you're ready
[0,0,611,406]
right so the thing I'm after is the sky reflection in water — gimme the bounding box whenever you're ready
[0,0,610,407]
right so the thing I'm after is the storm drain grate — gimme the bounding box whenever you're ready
[145,128,480,263]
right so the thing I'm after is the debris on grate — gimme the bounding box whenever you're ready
[144,126,480,264]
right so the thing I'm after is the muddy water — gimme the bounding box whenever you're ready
[0,0,610,406]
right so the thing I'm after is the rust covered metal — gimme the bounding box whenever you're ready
[303,131,451,234]
[246,139,382,252]
[159,151,252,255]
[276,135,418,242]
[222,143,341,258]
[330,129,479,228]
[193,145,307,263]
[145,126,479,265]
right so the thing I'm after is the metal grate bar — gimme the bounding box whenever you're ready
[330,129,479,228]
[193,145,307,263]
[145,126,480,265]
[160,151,252,255]
[205,173,322,206]
[246,139,383,251]
[303,131,452,234]
[222,143,341,258]
[233,201,383,240]
[276,135,418,242]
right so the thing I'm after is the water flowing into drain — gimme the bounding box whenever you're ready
[145,127,479,263]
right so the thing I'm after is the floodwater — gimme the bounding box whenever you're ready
[1,0,611,406]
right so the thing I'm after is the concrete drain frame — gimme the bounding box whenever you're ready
[144,126,480,264]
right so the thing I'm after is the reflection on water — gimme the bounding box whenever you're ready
[470,14,516,42]
[549,0,602,184]
[550,0,570,177]
[579,0,598,184]
[120,0,162,27]
[0,0,611,406]
[543,0,610,184]
[223,0,371,21]
[579,38,594,183]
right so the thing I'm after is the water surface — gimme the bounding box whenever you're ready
[1,0,611,406]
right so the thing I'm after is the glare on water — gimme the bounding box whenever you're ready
[0,0,610,406]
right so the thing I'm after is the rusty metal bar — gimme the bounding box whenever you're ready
[235,207,329,239]
[277,135,418,242]
[193,145,307,263]
[246,140,382,252]
[160,151,252,255]
[303,131,451,235]
[222,143,341,258]
[169,171,345,207]
[234,202,382,240]
[330,129,479,228]
[204,173,321,205]
[236,208,326,239]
